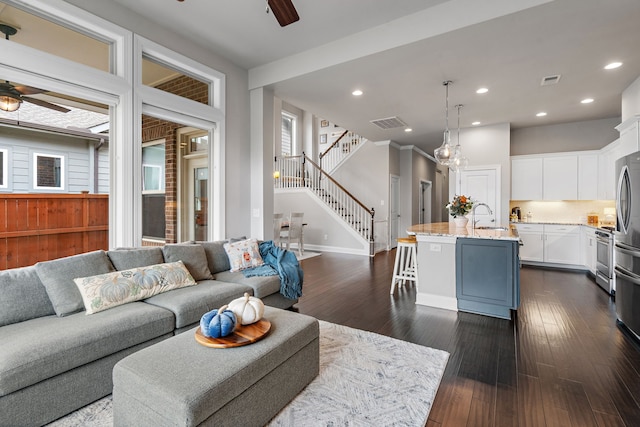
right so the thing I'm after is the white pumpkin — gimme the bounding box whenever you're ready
[228,293,265,325]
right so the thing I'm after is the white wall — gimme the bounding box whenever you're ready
[511,117,619,155]
[622,75,640,121]
[67,0,252,238]
[449,123,511,223]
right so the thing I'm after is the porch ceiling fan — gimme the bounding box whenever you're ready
[176,0,299,27]
[0,23,71,113]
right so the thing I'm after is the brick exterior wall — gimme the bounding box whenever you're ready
[141,75,209,243]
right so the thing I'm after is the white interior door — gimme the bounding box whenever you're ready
[457,167,499,226]
[390,175,400,248]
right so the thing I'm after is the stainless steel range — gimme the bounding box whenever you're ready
[595,226,615,295]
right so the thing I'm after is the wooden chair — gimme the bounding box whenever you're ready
[284,212,304,256]
[273,213,285,247]
[390,235,418,294]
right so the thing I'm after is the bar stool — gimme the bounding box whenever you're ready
[390,235,418,294]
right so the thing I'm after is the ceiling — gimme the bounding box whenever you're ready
[4,0,640,155]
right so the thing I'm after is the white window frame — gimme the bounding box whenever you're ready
[281,111,297,156]
[0,148,8,190]
[32,152,65,191]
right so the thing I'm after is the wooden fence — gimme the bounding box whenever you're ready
[0,193,109,270]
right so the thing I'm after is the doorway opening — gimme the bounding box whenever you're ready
[419,180,432,224]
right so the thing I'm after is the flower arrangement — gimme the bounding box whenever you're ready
[446,195,473,218]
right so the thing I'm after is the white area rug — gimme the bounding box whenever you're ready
[47,321,449,427]
[295,250,321,261]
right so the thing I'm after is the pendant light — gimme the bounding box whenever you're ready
[434,81,453,166]
[449,104,468,172]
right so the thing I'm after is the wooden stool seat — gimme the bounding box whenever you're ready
[390,236,418,294]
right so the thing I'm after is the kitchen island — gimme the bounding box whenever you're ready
[406,222,520,320]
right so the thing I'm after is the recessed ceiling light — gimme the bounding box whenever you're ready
[536,112,547,117]
[404,128,412,132]
[581,98,594,104]
[476,88,489,94]
[604,62,622,70]
[352,89,363,96]
[471,121,481,126]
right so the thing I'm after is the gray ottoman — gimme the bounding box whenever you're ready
[112,307,319,427]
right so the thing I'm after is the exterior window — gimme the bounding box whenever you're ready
[141,141,166,241]
[0,149,6,189]
[33,153,64,190]
[281,112,296,156]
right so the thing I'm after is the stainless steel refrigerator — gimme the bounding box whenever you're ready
[615,150,640,339]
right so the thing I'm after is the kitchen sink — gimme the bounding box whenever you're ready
[474,226,510,231]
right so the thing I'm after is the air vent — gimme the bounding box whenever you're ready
[370,116,407,130]
[541,74,561,86]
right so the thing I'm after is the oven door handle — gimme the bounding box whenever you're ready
[615,266,640,285]
[615,242,640,258]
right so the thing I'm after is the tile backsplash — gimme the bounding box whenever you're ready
[509,200,616,224]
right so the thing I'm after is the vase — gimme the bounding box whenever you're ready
[453,216,469,228]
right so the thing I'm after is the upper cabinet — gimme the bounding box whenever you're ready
[512,153,584,200]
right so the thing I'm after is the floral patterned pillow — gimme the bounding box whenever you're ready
[73,261,197,314]
[223,238,264,272]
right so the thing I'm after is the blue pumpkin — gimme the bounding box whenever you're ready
[200,305,237,338]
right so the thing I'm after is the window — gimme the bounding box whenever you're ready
[33,153,64,190]
[0,149,7,189]
[281,112,296,156]
[142,141,166,193]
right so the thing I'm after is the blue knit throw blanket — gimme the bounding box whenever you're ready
[242,240,304,300]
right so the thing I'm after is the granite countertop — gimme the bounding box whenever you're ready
[510,221,613,231]
[407,222,520,241]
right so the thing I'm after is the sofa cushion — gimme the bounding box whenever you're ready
[143,280,251,329]
[108,247,164,271]
[0,266,55,327]
[198,240,231,274]
[0,301,174,397]
[214,271,281,298]
[223,238,264,272]
[35,251,115,317]
[74,261,197,314]
[162,244,213,280]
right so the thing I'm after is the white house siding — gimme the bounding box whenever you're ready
[0,126,100,194]
[97,148,109,194]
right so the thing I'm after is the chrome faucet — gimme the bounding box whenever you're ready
[472,203,493,228]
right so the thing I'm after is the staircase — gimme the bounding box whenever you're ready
[319,130,368,174]
[274,153,375,255]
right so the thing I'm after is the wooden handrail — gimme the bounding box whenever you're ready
[303,153,374,217]
[319,130,349,159]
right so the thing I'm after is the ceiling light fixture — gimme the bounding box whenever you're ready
[536,112,547,117]
[581,98,594,104]
[434,80,453,166]
[476,87,489,94]
[0,88,21,112]
[449,104,468,173]
[404,128,412,132]
[472,121,481,126]
[604,62,622,70]
[352,89,363,96]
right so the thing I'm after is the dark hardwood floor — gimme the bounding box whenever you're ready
[294,250,640,427]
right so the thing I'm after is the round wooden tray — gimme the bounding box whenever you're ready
[195,318,271,348]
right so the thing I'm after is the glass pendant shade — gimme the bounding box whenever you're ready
[449,145,468,172]
[434,130,451,165]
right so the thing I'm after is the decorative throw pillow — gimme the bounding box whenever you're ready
[73,261,197,314]
[223,238,264,272]
[162,244,213,280]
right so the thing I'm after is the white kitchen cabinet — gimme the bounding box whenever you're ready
[544,224,581,265]
[582,226,597,275]
[543,156,577,200]
[515,223,543,262]
[616,117,640,159]
[598,141,616,200]
[511,158,542,200]
[578,154,599,200]
[516,223,582,266]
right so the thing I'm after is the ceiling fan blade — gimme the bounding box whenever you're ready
[22,96,71,113]
[12,84,46,95]
[268,0,299,27]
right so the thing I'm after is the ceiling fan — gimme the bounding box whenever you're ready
[176,0,299,27]
[0,23,70,113]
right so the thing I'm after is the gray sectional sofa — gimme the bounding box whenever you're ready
[0,240,298,427]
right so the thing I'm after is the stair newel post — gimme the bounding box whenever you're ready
[369,207,375,257]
